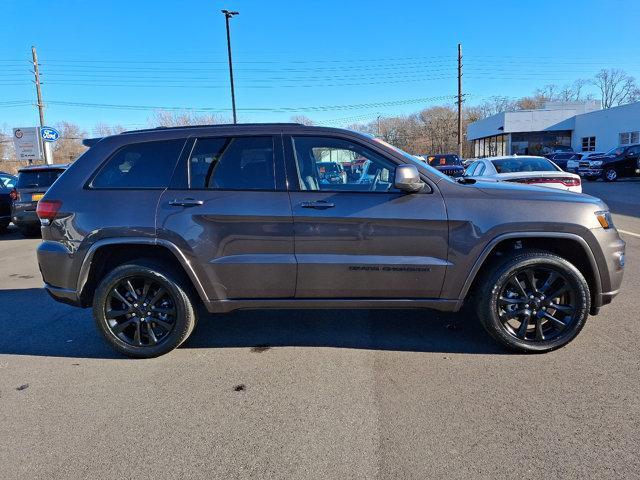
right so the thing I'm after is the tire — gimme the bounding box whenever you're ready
[0,220,9,234]
[585,176,598,182]
[603,169,618,182]
[476,249,590,353]
[93,260,197,358]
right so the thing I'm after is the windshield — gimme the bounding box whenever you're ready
[491,158,559,173]
[427,155,461,166]
[605,147,625,156]
[16,169,64,189]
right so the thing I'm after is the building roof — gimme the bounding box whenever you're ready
[468,101,601,140]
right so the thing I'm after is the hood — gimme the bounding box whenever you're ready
[586,154,614,161]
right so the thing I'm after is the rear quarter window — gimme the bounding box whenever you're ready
[91,139,186,189]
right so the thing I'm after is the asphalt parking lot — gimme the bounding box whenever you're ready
[1,180,639,479]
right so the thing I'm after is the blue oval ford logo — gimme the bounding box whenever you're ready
[41,127,60,142]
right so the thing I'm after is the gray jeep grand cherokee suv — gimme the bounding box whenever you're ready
[36,124,625,358]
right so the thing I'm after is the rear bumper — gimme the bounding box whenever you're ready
[44,283,82,307]
[11,203,39,227]
[37,240,82,306]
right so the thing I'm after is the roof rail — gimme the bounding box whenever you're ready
[121,123,304,134]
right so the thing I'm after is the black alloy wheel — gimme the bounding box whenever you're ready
[497,267,577,342]
[93,261,197,358]
[104,275,177,347]
[476,250,590,353]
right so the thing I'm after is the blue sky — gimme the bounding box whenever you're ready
[1,0,639,133]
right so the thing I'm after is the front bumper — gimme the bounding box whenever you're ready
[578,168,603,177]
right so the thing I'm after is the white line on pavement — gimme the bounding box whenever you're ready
[618,229,640,239]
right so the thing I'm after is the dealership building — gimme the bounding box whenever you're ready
[467,101,640,157]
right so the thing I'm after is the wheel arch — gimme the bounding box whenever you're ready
[77,238,208,307]
[459,232,602,310]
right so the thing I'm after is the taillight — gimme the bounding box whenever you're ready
[510,177,581,187]
[9,189,18,201]
[561,177,581,187]
[36,200,62,221]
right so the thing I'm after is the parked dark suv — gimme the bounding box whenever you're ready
[12,164,68,236]
[423,154,465,177]
[578,144,640,182]
[37,124,625,357]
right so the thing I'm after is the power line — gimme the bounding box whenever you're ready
[47,95,458,113]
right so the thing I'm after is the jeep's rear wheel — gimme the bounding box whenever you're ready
[476,250,590,353]
[93,261,197,358]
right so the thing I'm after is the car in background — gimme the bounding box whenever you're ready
[0,172,17,189]
[566,152,603,173]
[542,145,574,156]
[0,181,11,233]
[546,152,582,170]
[11,164,68,236]
[578,144,640,182]
[423,154,465,177]
[464,155,582,192]
[317,162,347,184]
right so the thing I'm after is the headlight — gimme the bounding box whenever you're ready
[595,210,613,229]
[591,160,603,167]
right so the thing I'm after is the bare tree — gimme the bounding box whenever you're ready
[93,122,126,136]
[592,69,638,108]
[289,115,315,126]
[52,121,87,164]
[150,110,227,127]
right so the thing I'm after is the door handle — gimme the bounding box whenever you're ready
[169,198,204,207]
[300,200,335,210]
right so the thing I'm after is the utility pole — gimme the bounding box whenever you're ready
[31,45,52,164]
[457,43,463,158]
[222,10,239,124]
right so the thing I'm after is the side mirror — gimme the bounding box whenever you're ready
[394,165,425,193]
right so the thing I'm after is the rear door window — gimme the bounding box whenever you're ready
[17,169,64,189]
[189,136,275,190]
[91,139,186,189]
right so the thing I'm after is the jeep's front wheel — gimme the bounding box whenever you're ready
[476,250,590,353]
[93,261,197,358]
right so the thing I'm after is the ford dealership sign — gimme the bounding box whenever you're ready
[40,127,60,142]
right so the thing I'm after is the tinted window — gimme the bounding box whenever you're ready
[292,136,397,192]
[17,169,64,189]
[92,139,185,189]
[492,158,559,173]
[189,136,275,190]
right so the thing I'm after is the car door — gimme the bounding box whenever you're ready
[156,134,295,300]
[623,146,640,176]
[284,134,448,298]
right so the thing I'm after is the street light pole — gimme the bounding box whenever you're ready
[222,9,239,124]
